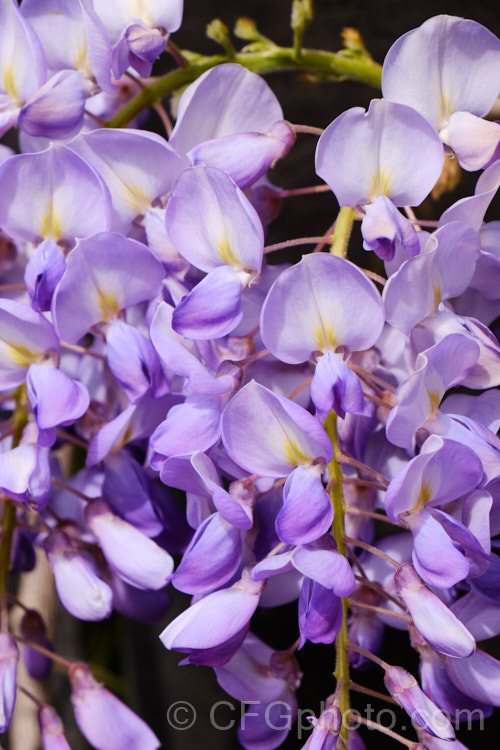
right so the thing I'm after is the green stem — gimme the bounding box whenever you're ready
[106,45,382,129]
[330,206,356,257]
[293,28,305,61]
[291,0,314,61]
[0,387,27,597]
[324,411,350,745]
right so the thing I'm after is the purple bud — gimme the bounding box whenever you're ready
[85,498,174,591]
[103,451,164,538]
[24,239,66,313]
[0,632,19,733]
[395,564,475,658]
[298,578,343,647]
[276,465,334,545]
[10,529,36,574]
[20,609,52,681]
[38,705,71,750]
[303,699,342,750]
[44,530,113,621]
[69,663,160,749]
[26,363,90,446]
[106,321,167,403]
[384,666,455,740]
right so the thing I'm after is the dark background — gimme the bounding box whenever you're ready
[19,1,500,749]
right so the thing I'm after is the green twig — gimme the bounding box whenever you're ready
[105,45,382,129]
[330,206,356,257]
[234,17,276,46]
[291,0,313,61]
[324,411,350,746]
[206,19,236,57]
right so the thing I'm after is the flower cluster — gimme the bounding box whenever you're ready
[0,2,499,749]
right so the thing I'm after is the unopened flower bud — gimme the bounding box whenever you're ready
[69,663,160,750]
[0,632,19,733]
[38,704,71,750]
[85,498,174,591]
[384,665,454,740]
[20,609,52,680]
[44,530,113,621]
[395,564,475,658]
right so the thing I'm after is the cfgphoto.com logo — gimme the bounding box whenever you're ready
[166,700,485,738]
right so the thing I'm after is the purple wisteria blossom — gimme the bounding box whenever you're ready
[93,0,183,78]
[260,252,384,420]
[0,633,18,733]
[382,15,500,169]
[69,662,161,749]
[0,145,112,244]
[38,705,71,750]
[52,232,164,343]
[166,165,264,339]
[316,99,444,259]
[0,7,499,750]
[169,63,295,189]
[215,633,302,750]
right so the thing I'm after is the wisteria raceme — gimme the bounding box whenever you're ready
[0,3,499,750]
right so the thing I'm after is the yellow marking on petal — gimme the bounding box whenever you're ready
[97,290,121,321]
[124,183,151,214]
[411,481,433,512]
[369,168,392,200]
[3,66,18,100]
[218,232,239,267]
[132,0,152,24]
[40,207,63,242]
[315,324,337,353]
[440,93,452,126]
[284,439,310,467]
[3,340,39,367]
[120,425,133,449]
[428,389,441,414]
[432,283,442,312]
[74,43,91,76]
